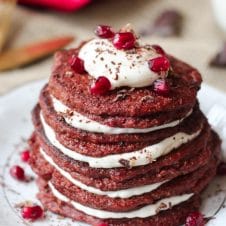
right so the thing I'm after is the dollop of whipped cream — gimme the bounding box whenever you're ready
[78,38,161,89]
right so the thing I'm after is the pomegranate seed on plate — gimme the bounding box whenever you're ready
[22,205,43,221]
[10,165,25,181]
[90,76,111,95]
[148,56,170,74]
[69,56,85,74]
[95,25,115,38]
[153,79,170,96]
[113,32,136,50]
[185,212,205,226]
[20,150,30,162]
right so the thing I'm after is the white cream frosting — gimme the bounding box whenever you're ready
[49,182,193,219]
[51,96,192,134]
[78,39,161,89]
[40,113,201,168]
[40,148,167,198]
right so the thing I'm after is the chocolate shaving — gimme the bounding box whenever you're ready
[126,48,138,54]
[114,73,119,80]
[130,156,137,161]
[117,89,128,94]
[209,43,226,68]
[111,88,135,102]
[24,175,35,183]
[112,93,128,102]
[155,202,168,214]
[66,109,74,117]
[140,9,183,37]
[59,109,73,119]
[57,115,65,122]
[140,95,154,103]
[119,159,131,169]
[129,157,137,167]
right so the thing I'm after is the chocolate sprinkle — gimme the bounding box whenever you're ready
[155,202,168,214]
[140,95,154,103]
[112,93,128,102]
[119,159,131,168]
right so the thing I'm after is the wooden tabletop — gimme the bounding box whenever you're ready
[0,0,226,95]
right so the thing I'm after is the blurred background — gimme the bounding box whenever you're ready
[0,0,226,94]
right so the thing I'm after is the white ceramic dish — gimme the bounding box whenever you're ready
[0,80,226,226]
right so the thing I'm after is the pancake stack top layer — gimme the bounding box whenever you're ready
[29,25,221,226]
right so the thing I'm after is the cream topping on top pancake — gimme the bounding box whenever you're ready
[79,39,161,89]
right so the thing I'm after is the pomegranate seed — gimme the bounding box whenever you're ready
[69,56,85,74]
[185,212,205,226]
[113,32,136,50]
[20,150,30,162]
[151,44,165,55]
[90,76,111,95]
[10,165,25,181]
[95,25,115,38]
[153,79,170,96]
[217,162,226,175]
[22,205,43,221]
[148,56,170,74]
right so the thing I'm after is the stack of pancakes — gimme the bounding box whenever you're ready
[29,48,221,226]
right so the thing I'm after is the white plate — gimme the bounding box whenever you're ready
[0,80,226,226]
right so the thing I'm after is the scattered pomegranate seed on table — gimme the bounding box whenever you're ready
[20,150,30,162]
[10,165,25,181]
[95,25,115,38]
[153,79,170,96]
[185,212,205,226]
[21,205,43,221]
[148,56,170,74]
[69,56,86,74]
[113,32,136,50]
[151,44,166,55]
[217,161,226,175]
[91,76,111,95]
